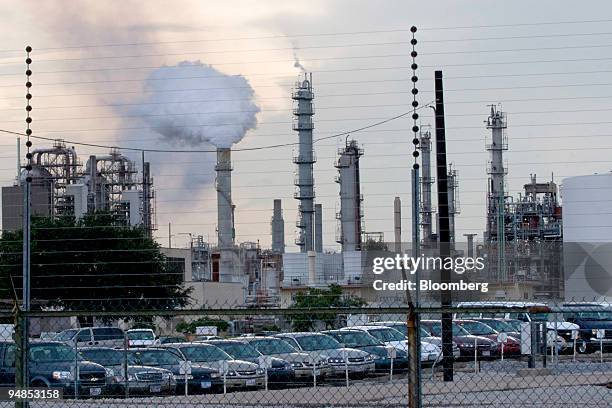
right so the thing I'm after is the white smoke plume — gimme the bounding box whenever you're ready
[292,43,307,73]
[131,60,260,148]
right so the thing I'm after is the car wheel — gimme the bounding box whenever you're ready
[577,339,591,354]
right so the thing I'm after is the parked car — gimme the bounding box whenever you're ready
[242,336,329,384]
[323,329,409,373]
[469,318,520,340]
[55,327,125,349]
[157,336,186,345]
[274,332,375,377]
[420,320,498,359]
[455,301,580,342]
[78,347,175,396]
[562,303,612,353]
[205,340,295,387]
[344,325,441,364]
[0,341,111,398]
[454,320,521,356]
[366,321,460,359]
[127,329,156,348]
[128,347,220,394]
[160,343,265,390]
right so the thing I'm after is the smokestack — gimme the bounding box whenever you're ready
[293,74,316,252]
[335,139,364,252]
[315,204,323,253]
[394,197,401,253]
[216,148,234,282]
[271,199,285,253]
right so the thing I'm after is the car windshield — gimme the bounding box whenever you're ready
[381,324,407,337]
[295,334,341,351]
[80,349,122,366]
[420,328,431,338]
[179,345,231,362]
[55,329,77,341]
[160,337,185,344]
[128,331,154,340]
[428,322,469,337]
[575,311,612,320]
[458,321,497,335]
[29,344,77,362]
[505,320,522,332]
[367,328,405,342]
[479,320,513,332]
[250,339,296,355]
[213,342,260,360]
[129,350,181,366]
[329,331,380,347]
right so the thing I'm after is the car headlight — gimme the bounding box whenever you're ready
[210,372,221,379]
[462,343,474,348]
[256,368,265,375]
[291,362,303,368]
[370,354,381,360]
[104,368,114,378]
[226,370,237,377]
[328,358,343,364]
[52,371,73,381]
[162,372,173,380]
[592,329,598,336]
[128,373,137,381]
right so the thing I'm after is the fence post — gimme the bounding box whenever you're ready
[407,306,420,408]
[13,308,28,408]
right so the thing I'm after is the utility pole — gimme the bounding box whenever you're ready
[434,70,454,382]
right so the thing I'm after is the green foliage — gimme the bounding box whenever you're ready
[175,317,229,334]
[0,214,191,319]
[290,284,366,331]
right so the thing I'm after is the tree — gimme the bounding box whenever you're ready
[289,284,366,331]
[0,213,191,320]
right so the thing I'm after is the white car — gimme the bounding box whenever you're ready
[343,326,441,363]
[127,329,157,347]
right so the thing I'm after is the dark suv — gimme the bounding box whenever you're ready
[0,341,110,398]
[562,304,612,353]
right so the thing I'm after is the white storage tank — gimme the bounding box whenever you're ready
[562,173,612,300]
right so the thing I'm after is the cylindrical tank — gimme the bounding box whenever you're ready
[562,173,612,299]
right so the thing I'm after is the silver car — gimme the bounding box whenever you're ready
[243,336,332,381]
[163,343,265,390]
[275,333,375,377]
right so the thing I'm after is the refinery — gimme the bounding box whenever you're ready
[1,72,609,308]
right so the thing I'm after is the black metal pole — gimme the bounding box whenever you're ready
[434,70,453,382]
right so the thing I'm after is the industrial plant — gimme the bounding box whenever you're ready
[2,71,610,309]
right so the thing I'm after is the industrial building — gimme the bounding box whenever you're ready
[481,106,564,300]
[1,140,154,233]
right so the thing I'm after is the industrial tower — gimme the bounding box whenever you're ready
[216,147,236,282]
[270,199,285,253]
[418,129,435,246]
[447,164,460,245]
[335,139,364,252]
[292,73,316,252]
[485,105,508,280]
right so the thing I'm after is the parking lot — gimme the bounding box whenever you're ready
[2,353,610,408]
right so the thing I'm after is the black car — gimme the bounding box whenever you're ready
[79,347,176,396]
[128,347,220,394]
[0,341,110,398]
[562,304,612,353]
[206,340,295,387]
[323,329,409,374]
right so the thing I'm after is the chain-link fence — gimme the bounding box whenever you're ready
[0,302,611,407]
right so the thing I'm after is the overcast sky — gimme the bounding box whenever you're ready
[0,0,611,251]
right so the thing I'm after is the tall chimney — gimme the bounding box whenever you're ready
[216,148,234,282]
[292,73,316,252]
[315,204,323,253]
[394,197,401,253]
[271,199,285,253]
[335,139,364,252]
